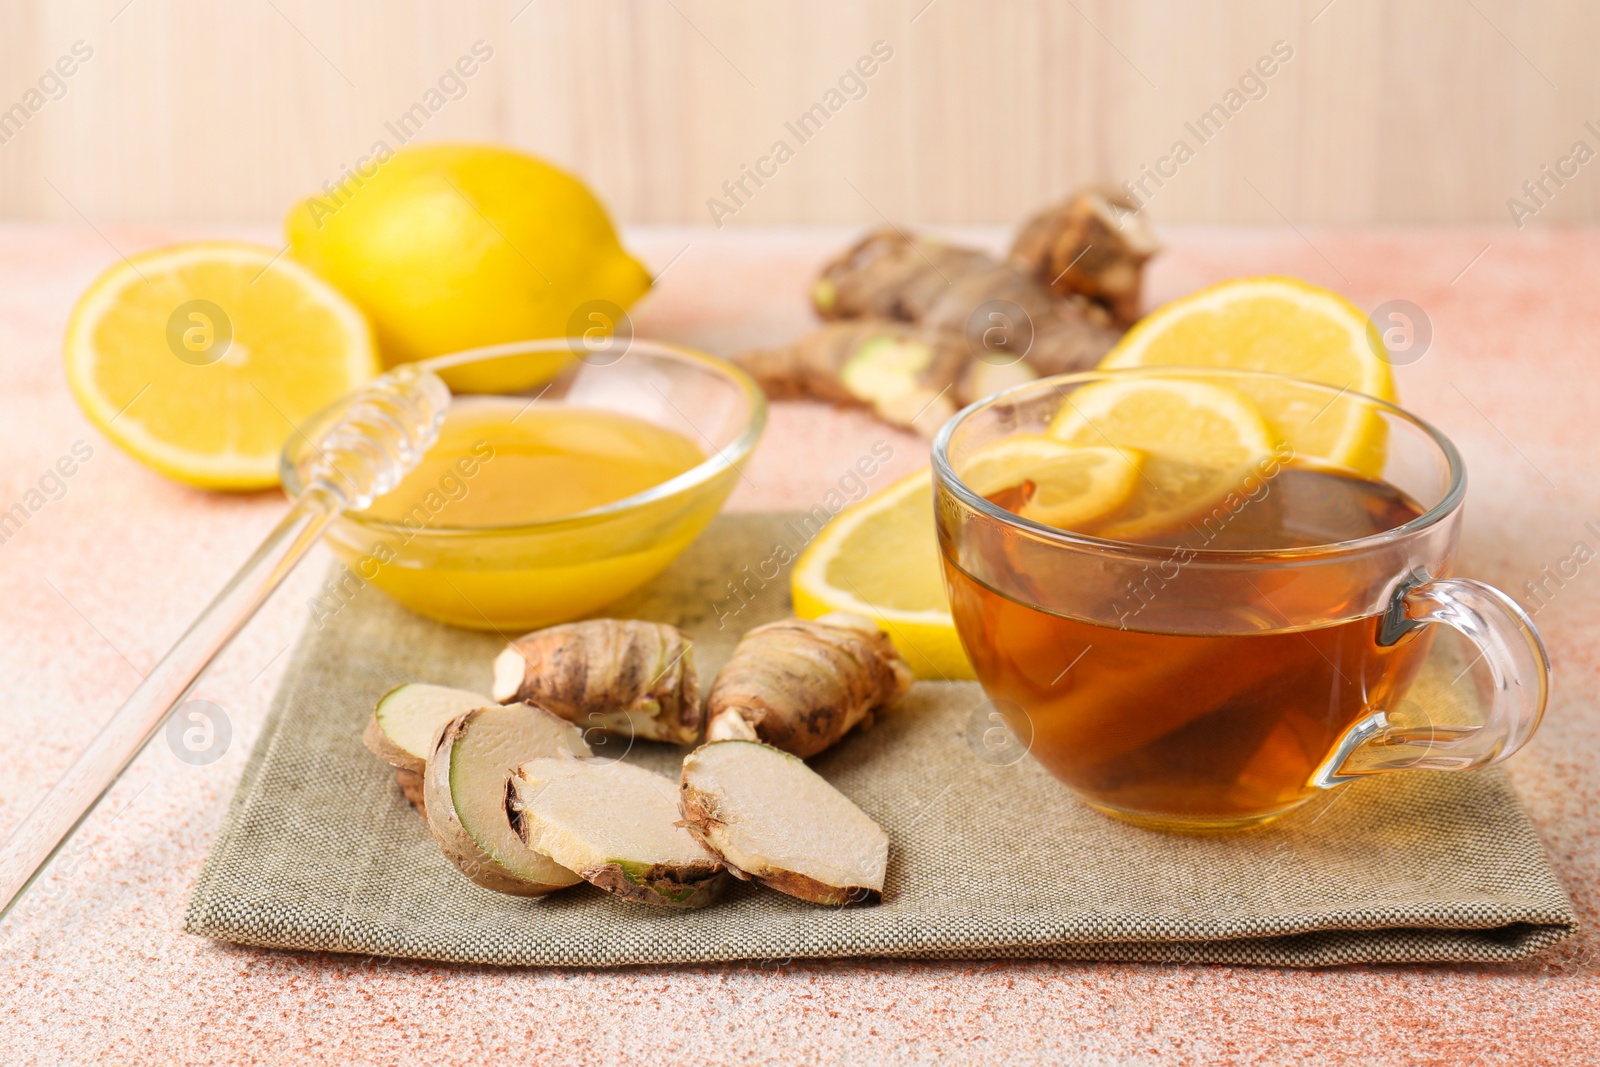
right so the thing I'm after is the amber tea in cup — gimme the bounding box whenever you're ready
[954,465,1432,828]
[933,370,1550,832]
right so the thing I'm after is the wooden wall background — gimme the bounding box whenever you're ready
[1,0,1597,226]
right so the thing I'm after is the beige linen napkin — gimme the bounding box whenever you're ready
[185,514,1576,967]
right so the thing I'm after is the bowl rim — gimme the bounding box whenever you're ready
[930,366,1468,563]
[280,337,767,537]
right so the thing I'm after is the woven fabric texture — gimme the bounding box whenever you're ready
[185,514,1576,968]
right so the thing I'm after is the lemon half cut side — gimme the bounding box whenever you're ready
[64,241,378,490]
[791,468,973,681]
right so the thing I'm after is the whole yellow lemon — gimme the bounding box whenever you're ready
[286,143,651,391]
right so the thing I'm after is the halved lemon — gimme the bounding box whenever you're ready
[957,435,1144,531]
[791,468,972,680]
[1048,377,1277,540]
[1096,276,1395,472]
[64,241,377,490]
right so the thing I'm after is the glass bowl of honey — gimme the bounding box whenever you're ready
[281,338,766,630]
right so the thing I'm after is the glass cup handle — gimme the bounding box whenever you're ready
[1313,572,1552,787]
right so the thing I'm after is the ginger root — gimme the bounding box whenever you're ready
[808,225,1124,379]
[735,320,1045,435]
[705,613,912,758]
[812,225,1119,349]
[512,757,727,909]
[1009,188,1160,328]
[735,189,1152,435]
[491,620,701,744]
[736,320,1045,435]
[811,230,1001,324]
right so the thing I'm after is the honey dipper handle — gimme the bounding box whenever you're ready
[0,366,449,923]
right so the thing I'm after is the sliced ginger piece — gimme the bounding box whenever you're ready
[680,740,889,906]
[365,682,498,818]
[423,703,591,896]
[511,757,727,909]
[391,767,428,815]
[363,682,496,775]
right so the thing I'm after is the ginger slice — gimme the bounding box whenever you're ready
[510,757,727,909]
[391,767,428,816]
[705,613,912,758]
[680,740,889,906]
[364,682,499,817]
[491,619,701,745]
[363,682,496,775]
[423,703,591,897]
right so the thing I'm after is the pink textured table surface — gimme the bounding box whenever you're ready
[0,222,1596,1066]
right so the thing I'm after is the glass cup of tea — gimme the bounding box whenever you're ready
[932,368,1550,832]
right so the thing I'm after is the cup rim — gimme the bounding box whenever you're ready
[930,367,1467,562]
[280,337,767,537]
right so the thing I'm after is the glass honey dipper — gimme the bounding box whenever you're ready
[0,365,450,921]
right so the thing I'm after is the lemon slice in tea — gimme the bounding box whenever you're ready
[1048,376,1276,541]
[957,435,1144,531]
[1097,276,1395,473]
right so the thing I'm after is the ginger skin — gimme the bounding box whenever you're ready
[1009,187,1160,328]
[734,321,1014,436]
[705,613,913,758]
[808,224,1123,378]
[492,620,701,744]
[735,189,1153,435]
[392,767,427,816]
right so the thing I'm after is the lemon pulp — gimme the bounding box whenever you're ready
[1049,377,1278,540]
[791,468,973,680]
[63,241,376,489]
[958,436,1144,531]
[1097,275,1396,473]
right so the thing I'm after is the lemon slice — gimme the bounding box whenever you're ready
[64,241,378,489]
[1097,276,1395,472]
[791,468,973,680]
[957,435,1144,531]
[1048,377,1276,540]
